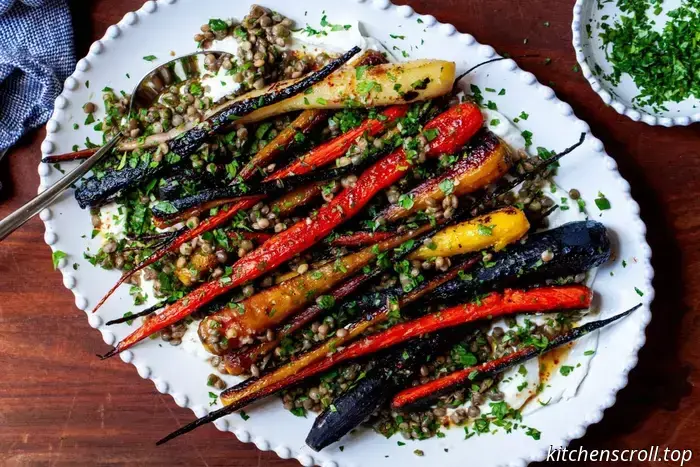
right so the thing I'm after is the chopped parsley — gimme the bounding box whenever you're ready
[143,55,158,61]
[397,193,414,209]
[559,365,575,376]
[316,295,336,309]
[122,311,135,326]
[599,0,700,110]
[477,224,494,236]
[595,191,611,210]
[51,250,67,269]
[438,179,455,195]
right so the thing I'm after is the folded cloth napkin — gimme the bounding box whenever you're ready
[0,0,75,152]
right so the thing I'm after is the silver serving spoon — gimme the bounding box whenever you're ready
[0,51,232,241]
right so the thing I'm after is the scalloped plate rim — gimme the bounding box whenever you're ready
[38,1,655,466]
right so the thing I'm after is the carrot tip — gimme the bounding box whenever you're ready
[98,349,118,360]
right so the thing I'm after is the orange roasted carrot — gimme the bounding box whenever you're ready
[381,129,512,222]
[266,105,409,180]
[213,286,589,412]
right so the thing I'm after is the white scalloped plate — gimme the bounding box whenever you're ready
[39,1,654,466]
[572,0,700,126]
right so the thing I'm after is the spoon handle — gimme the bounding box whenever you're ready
[0,135,120,241]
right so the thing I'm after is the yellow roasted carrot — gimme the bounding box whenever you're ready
[410,207,529,260]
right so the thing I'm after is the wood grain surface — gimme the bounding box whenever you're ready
[0,0,698,465]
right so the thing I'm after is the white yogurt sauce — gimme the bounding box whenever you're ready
[181,320,215,361]
[97,202,128,244]
[482,108,527,150]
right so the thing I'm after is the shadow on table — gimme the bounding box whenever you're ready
[67,0,95,57]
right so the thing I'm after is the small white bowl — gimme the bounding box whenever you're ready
[572,0,700,126]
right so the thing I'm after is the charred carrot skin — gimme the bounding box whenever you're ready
[306,334,444,452]
[101,102,484,357]
[392,303,641,410]
[41,148,98,164]
[381,129,512,222]
[267,105,410,180]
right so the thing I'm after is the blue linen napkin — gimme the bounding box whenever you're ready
[0,0,75,152]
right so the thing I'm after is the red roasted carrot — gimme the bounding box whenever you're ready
[266,105,409,180]
[299,285,591,376]
[329,231,395,247]
[227,231,273,244]
[99,102,484,357]
[392,302,639,409]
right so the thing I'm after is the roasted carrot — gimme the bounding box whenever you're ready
[268,183,323,217]
[41,148,98,164]
[99,102,484,357]
[223,272,374,375]
[199,221,436,354]
[295,285,591,379]
[328,231,395,247]
[92,197,263,314]
[391,303,640,409]
[409,207,528,259]
[240,110,329,179]
[159,282,588,445]
[267,105,410,180]
[381,129,512,222]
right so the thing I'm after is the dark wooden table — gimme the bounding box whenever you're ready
[0,0,698,465]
